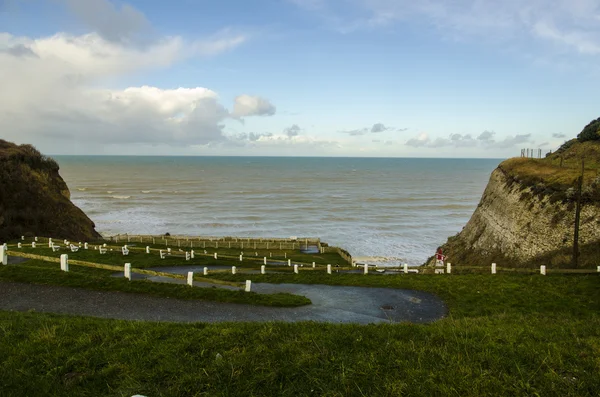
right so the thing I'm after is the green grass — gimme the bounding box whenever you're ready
[0,260,311,308]
[9,243,347,269]
[1,273,599,396]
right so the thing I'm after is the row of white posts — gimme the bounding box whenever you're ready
[3,242,599,277]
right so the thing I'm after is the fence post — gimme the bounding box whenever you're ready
[364,264,368,275]
[187,271,193,286]
[1,244,7,265]
[214,252,218,260]
[288,259,291,266]
[232,266,237,275]
[446,263,451,274]
[264,257,267,265]
[327,264,331,274]
[191,250,195,259]
[60,254,69,272]
[403,263,408,274]
[261,265,265,274]
[540,265,546,275]
[239,254,243,262]
[294,264,298,274]
[597,266,600,273]
[48,238,53,248]
[245,280,251,292]
[204,267,208,276]
[146,246,150,254]
[124,263,131,280]
[312,262,315,268]
[491,263,496,274]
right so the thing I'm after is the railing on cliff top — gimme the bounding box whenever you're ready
[107,234,354,264]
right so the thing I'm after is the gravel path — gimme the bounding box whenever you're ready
[0,281,446,324]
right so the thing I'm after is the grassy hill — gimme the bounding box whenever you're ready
[0,140,101,242]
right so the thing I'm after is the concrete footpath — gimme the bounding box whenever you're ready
[0,281,447,324]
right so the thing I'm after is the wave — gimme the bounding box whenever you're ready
[111,195,131,199]
[141,190,151,194]
[107,191,114,194]
[77,188,87,191]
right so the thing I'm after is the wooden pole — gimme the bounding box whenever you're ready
[573,157,584,268]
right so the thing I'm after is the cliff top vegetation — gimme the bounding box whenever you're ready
[499,118,600,204]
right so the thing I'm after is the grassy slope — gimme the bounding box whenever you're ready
[0,260,310,307]
[1,273,599,396]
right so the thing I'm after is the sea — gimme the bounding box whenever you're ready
[55,156,502,266]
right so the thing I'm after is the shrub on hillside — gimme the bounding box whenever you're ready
[577,117,600,142]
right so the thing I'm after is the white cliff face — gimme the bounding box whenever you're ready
[443,167,600,265]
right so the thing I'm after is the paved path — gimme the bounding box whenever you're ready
[0,281,446,324]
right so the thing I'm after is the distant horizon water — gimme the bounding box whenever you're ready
[56,156,502,266]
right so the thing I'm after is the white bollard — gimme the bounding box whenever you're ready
[284,252,287,259]
[203,267,208,275]
[214,252,218,260]
[403,263,408,274]
[187,271,194,286]
[491,263,497,274]
[288,259,291,267]
[245,280,251,292]
[312,262,315,268]
[540,265,546,275]
[261,265,266,274]
[84,242,88,249]
[327,264,331,274]
[191,250,195,259]
[48,238,53,247]
[146,246,150,254]
[17,243,22,248]
[446,263,451,274]
[31,242,36,248]
[124,263,131,280]
[0,244,7,265]
[364,264,369,275]
[264,257,267,265]
[60,254,69,272]
[239,254,243,262]
[232,266,237,275]
[294,264,299,274]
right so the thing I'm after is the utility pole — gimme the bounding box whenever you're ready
[572,157,585,268]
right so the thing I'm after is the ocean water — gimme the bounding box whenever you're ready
[55,156,501,266]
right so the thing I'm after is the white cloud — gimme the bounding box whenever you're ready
[231,94,276,118]
[339,128,368,136]
[405,131,532,149]
[59,0,150,45]
[371,123,390,133]
[292,0,600,56]
[0,30,258,148]
[284,124,301,137]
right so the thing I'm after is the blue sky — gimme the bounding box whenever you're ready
[0,0,599,157]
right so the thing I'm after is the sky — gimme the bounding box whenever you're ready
[0,0,599,157]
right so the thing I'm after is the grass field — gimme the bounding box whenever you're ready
[1,244,599,396]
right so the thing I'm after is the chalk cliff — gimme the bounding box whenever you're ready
[0,140,101,242]
[430,140,600,268]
